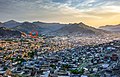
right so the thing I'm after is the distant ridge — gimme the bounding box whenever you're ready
[33,21,66,33]
[99,24,120,32]
[12,22,43,33]
[0,20,110,36]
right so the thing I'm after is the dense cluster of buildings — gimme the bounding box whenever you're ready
[0,36,120,77]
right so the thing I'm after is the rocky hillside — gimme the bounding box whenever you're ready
[1,20,110,36]
[12,22,44,33]
[0,27,21,38]
[50,22,109,36]
[0,22,3,27]
[3,20,21,28]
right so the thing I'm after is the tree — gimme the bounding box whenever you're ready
[0,47,3,50]
[61,64,71,70]
[28,51,35,58]
[50,64,56,69]
[70,68,84,74]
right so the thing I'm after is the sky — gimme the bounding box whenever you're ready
[0,0,120,27]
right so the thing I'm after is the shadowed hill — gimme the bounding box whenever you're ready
[0,27,21,38]
[50,22,109,36]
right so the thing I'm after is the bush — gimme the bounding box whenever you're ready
[70,69,80,74]
[0,47,3,50]
[70,68,84,74]
[61,64,71,70]
[28,51,35,58]
[50,64,56,69]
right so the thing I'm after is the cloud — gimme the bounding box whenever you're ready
[0,0,120,27]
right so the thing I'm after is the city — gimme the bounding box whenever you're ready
[0,33,120,77]
[0,0,120,77]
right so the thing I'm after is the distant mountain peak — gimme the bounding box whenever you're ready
[9,20,16,22]
[3,20,21,28]
[79,22,85,25]
[4,20,19,23]
[23,22,31,24]
[68,22,87,27]
[33,21,45,24]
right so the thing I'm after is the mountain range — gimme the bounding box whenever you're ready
[1,20,119,37]
[49,22,109,36]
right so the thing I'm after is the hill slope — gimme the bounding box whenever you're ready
[3,20,21,28]
[4,20,109,36]
[50,22,109,36]
[12,21,66,34]
[33,21,65,33]
[0,27,21,38]
[12,22,44,33]
[0,22,3,27]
